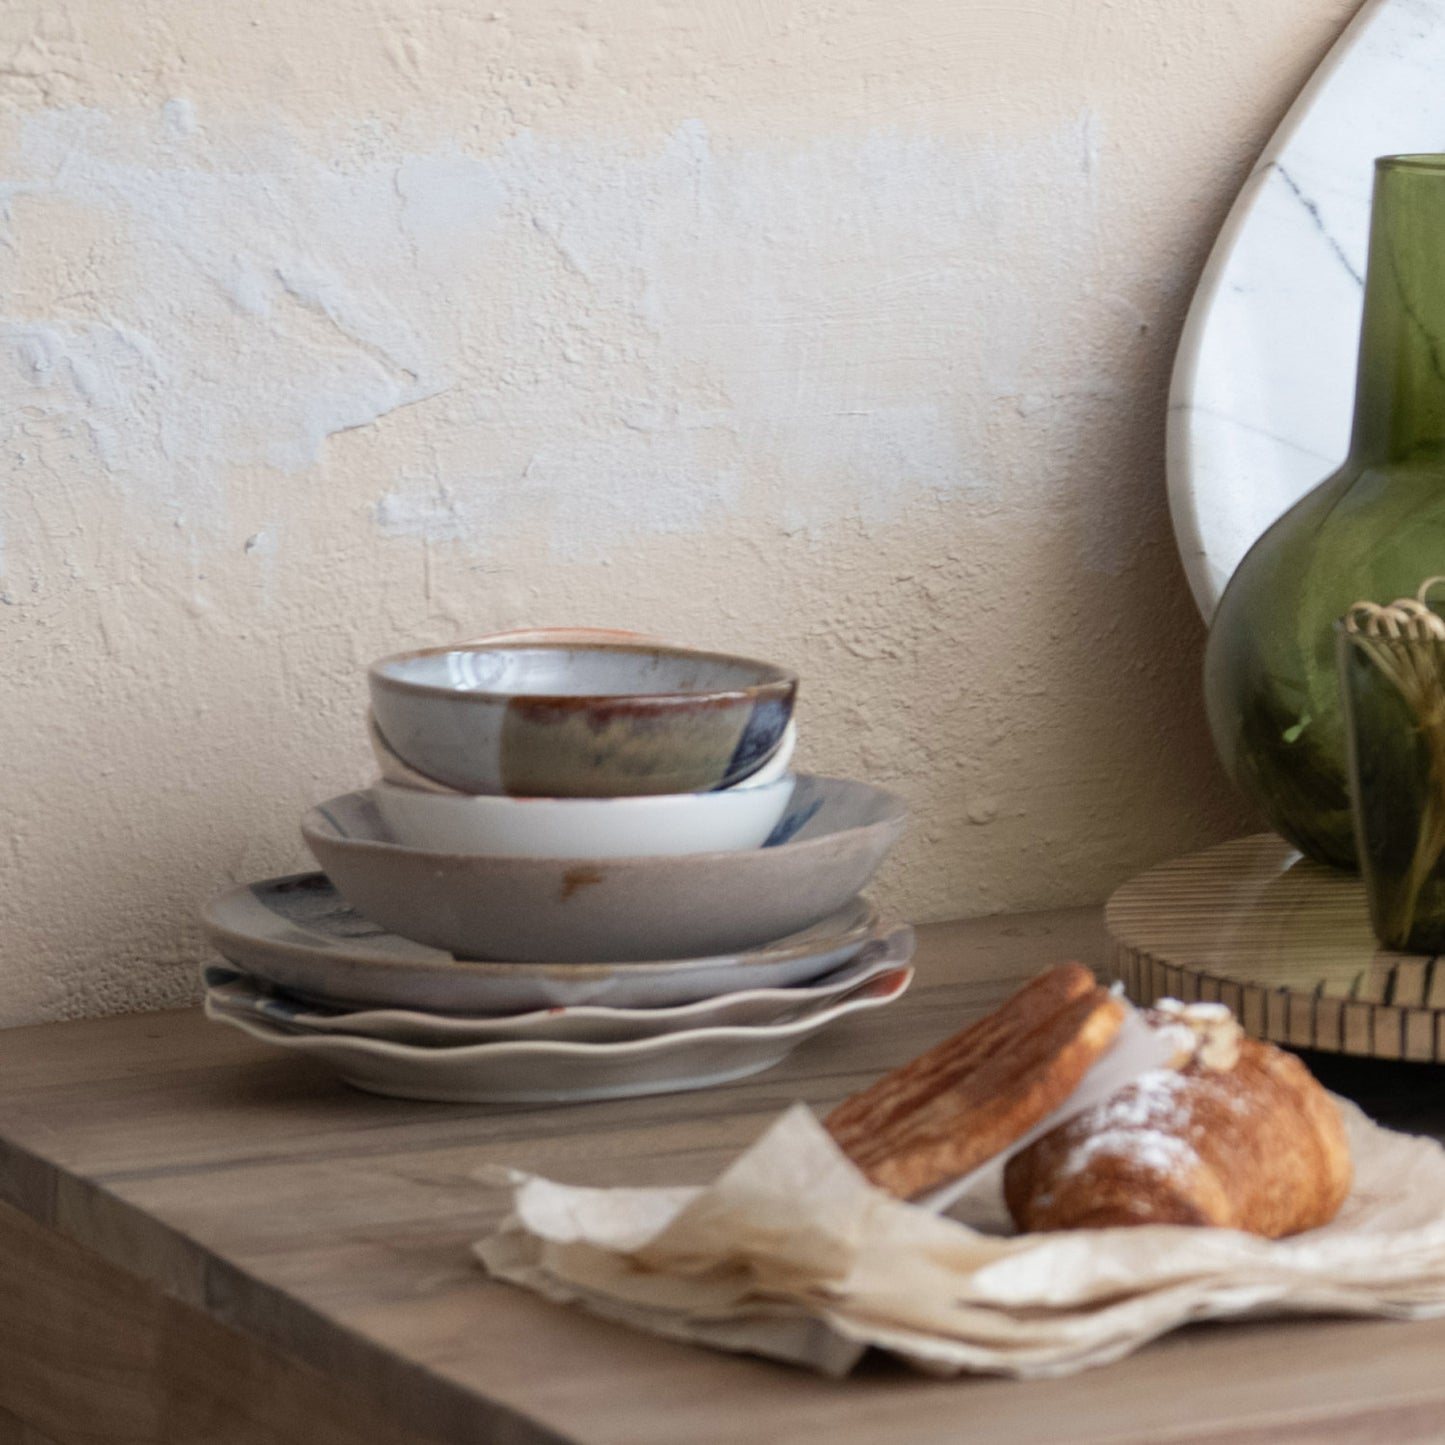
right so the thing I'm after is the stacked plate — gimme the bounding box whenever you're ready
[201,630,913,1103]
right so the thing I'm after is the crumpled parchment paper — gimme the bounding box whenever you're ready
[474,1099,1445,1378]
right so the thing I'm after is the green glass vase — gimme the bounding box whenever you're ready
[1204,155,1445,869]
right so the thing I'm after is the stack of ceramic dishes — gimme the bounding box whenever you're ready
[201,630,913,1103]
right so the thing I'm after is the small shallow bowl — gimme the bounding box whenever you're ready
[301,774,906,962]
[370,774,796,857]
[201,876,886,1012]
[368,640,797,797]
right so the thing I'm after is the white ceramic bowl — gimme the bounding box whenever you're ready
[370,774,796,857]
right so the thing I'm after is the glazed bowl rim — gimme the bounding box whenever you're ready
[369,639,798,705]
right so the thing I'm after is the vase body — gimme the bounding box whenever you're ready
[1205,156,1445,868]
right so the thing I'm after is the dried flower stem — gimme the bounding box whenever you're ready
[1346,577,1445,943]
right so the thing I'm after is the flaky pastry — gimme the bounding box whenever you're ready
[824,962,1125,1199]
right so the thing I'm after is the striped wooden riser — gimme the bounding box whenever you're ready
[1105,834,1445,1063]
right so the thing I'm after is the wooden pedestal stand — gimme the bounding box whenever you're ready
[1107,833,1445,1062]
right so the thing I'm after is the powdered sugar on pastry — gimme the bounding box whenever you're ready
[1054,1070,1199,1180]
[1059,1125,1199,1181]
[1085,1067,1190,1129]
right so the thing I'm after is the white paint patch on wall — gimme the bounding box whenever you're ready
[379,114,1104,557]
[1,106,1099,567]
[1,107,451,528]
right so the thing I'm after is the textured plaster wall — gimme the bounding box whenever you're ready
[0,0,1361,1024]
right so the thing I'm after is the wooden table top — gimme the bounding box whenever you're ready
[6,904,1445,1445]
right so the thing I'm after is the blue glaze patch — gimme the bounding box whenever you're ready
[205,963,343,1023]
[720,695,791,787]
[316,803,350,838]
[203,964,245,990]
[763,796,823,847]
[261,874,393,940]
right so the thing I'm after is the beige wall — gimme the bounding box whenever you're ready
[0,0,1359,1024]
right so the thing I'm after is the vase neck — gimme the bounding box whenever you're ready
[1350,158,1445,464]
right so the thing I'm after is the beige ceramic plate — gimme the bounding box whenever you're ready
[202,927,913,1045]
[204,962,913,1103]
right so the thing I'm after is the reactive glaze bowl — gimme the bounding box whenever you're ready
[368,640,797,797]
[367,713,798,797]
[301,774,906,962]
[369,774,796,857]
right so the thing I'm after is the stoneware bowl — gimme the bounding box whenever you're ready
[301,774,906,962]
[367,639,797,797]
[369,774,796,857]
[367,713,798,797]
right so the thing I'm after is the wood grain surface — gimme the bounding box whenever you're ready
[0,1199,453,1445]
[4,905,1445,1444]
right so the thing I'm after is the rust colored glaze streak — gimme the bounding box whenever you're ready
[508,694,742,730]
[499,693,756,797]
[560,865,607,901]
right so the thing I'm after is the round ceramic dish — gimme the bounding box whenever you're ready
[201,928,913,1044]
[368,713,798,797]
[368,639,797,797]
[369,774,796,857]
[200,873,885,1012]
[203,964,913,1103]
[301,775,906,962]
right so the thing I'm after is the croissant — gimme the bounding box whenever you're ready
[1002,1033,1353,1238]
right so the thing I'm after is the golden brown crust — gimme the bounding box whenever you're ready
[825,963,1126,1199]
[1002,1035,1353,1238]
